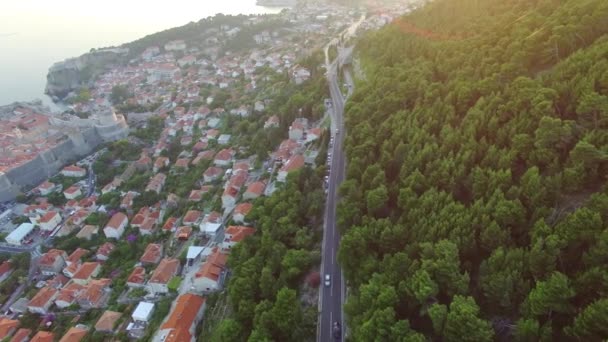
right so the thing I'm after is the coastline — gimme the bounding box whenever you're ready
[0,1,287,108]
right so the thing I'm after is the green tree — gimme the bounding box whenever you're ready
[566,298,608,340]
[444,296,493,342]
[524,272,575,317]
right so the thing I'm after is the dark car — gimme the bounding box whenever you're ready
[333,321,341,339]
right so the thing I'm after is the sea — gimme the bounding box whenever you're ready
[0,0,284,107]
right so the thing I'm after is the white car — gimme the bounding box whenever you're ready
[325,274,331,287]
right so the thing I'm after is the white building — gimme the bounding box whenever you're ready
[200,222,222,238]
[5,223,34,245]
[103,212,128,239]
[164,40,186,51]
[132,302,155,323]
[218,134,231,145]
[39,211,61,232]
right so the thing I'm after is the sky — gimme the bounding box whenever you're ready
[0,0,282,105]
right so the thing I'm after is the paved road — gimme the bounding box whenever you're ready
[319,43,354,342]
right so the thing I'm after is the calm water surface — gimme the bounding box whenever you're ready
[0,0,283,106]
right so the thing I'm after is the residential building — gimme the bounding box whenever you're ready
[0,318,19,340]
[5,223,34,245]
[96,242,115,261]
[38,211,61,232]
[277,154,305,182]
[58,326,88,342]
[148,258,180,294]
[39,249,67,275]
[140,244,163,265]
[152,294,205,342]
[203,167,223,183]
[0,261,13,283]
[27,287,58,314]
[193,248,227,292]
[30,331,54,342]
[264,115,280,129]
[222,226,255,252]
[10,328,31,342]
[63,185,82,200]
[182,210,202,226]
[72,262,101,285]
[103,212,127,239]
[233,203,253,224]
[288,118,308,140]
[76,225,98,240]
[153,157,170,173]
[127,267,146,288]
[37,181,58,196]
[132,302,154,323]
[146,173,167,194]
[213,149,234,166]
[61,165,86,178]
[95,311,122,334]
[244,181,265,200]
[66,248,88,266]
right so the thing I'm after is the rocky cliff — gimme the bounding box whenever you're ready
[45,48,129,100]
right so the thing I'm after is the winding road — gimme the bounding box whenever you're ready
[318,17,361,340]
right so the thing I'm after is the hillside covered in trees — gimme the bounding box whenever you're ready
[339,0,608,340]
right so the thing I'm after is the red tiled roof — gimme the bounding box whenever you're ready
[234,203,253,216]
[0,318,19,339]
[10,328,31,342]
[140,244,163,264]
[72,262,100,280]
[39,211,59,223]
[63,185,80,195]
[176,226,192,240]
[281,154,305,172]
[160,294,205,342]
[58,326,88,342]
[28,287,57,308]
[67,248,89,265]
[246,181,266,196]
[127,267,146,285]
[0,261,12,277]
[96,243,115,258]
[149,258,179,284]
[39,249,66,267]
[62,165,85,173]
[162,217,177,231]
[106,212,127,230]
[31,331,54,342]
[95,311,121,332]
[225,226,255,243]
[183,210,201,224]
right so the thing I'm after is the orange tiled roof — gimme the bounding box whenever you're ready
[72,262,100,280]
[140,244,163,264]
[127,267,146,285]
[149,258,179,284]
[67,248,89,265]
[94,311,121,332]
[10,328,31,342]
[106,212,127,230]
[28,287,57,308]
[39,249,66,267]
[160,294,205,342]
[58,326,87,342]
[30,331,54,342]
[0,317,19,338]
[234,203,253,216]
[225,226,255,243]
